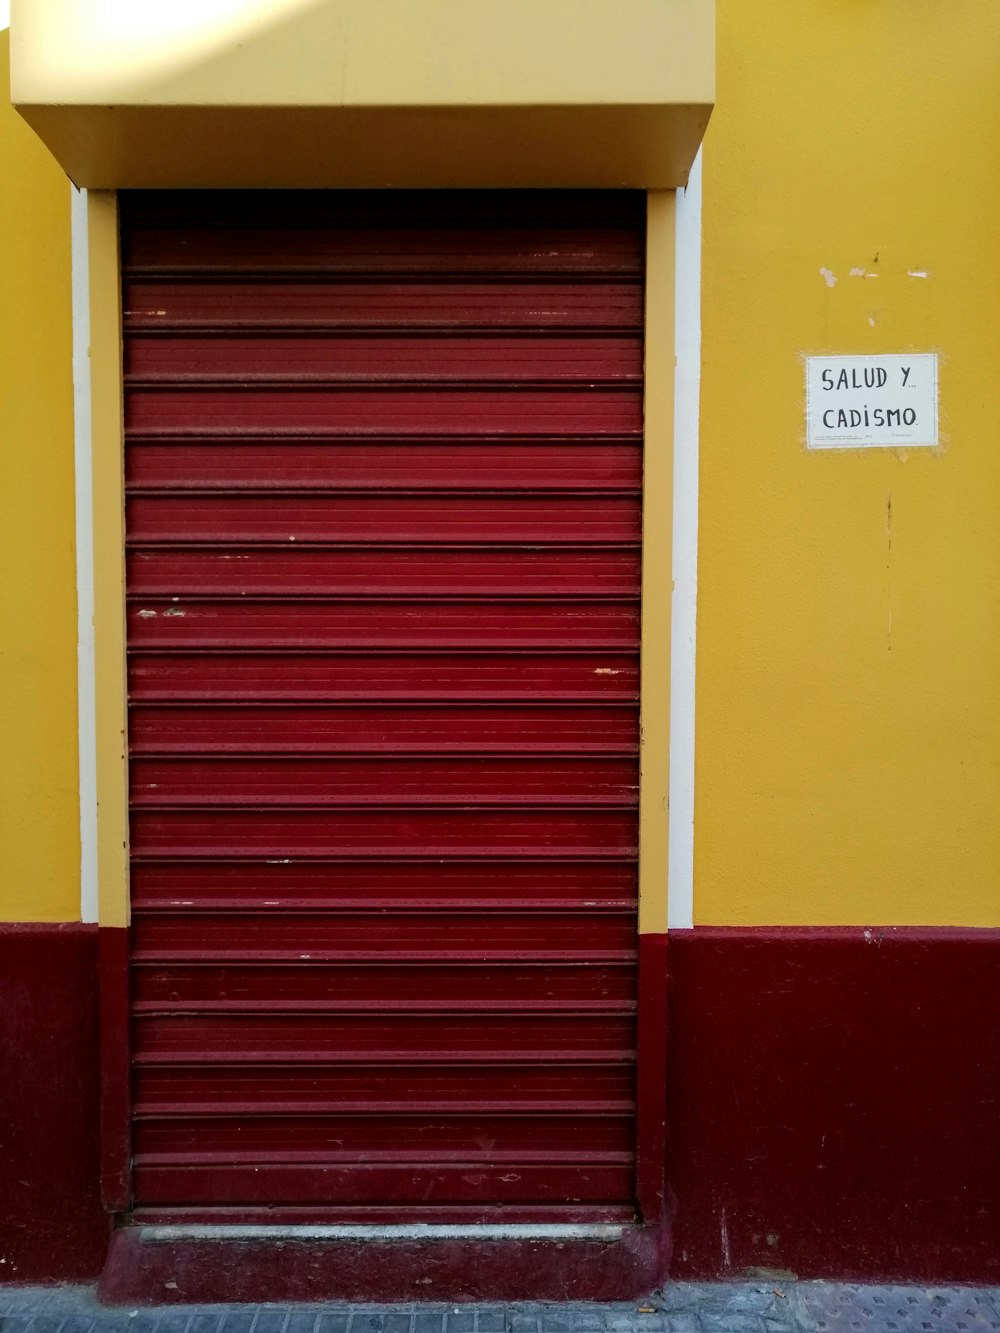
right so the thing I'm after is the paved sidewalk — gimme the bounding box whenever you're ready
[1,1285,999,1333]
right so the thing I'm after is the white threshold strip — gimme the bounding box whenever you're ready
[667,149,702,932]
[139,1224,626,1243]
[71,184,99,926]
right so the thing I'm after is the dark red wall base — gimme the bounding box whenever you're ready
[99,1224,670,1304]
[666,927,1000,1284]
[0,923,108,1281]
[3,921,998,1291]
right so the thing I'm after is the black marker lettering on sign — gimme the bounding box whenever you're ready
[823,406,919,429]
[821,367,888,390]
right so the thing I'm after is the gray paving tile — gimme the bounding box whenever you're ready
[0,1297,54,1318]
[508,1319,539,1333]
[698,1316,765,1333]
[27,1316,70,1333]
[252,1314,288,1333]
[315,1315,349,1333]
[658,1291,703,1317]
[566,1319,603,1332]
[189,1314,223,1333]
[218,1315,255,1333]
[663,1316,700,1333]
[286,1316,320,1333]
[123,1315,159,1333]
[347,1314,383,1333]
[55,1318,96,1333]
[800,1285,1000,1333]
[445,1315,474,1333]
[476,1314,506,1333]
[153,1315,194,1333]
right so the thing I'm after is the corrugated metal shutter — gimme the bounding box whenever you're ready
[122,191,645,1222]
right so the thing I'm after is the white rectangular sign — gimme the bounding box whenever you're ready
[805,353,938,449]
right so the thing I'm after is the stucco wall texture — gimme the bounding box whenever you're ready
[0,30,79,922]
[1,3,998,927]
[695,0,1000,926]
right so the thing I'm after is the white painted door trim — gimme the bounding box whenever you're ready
[72,183,99,924]
[668,148,702,930]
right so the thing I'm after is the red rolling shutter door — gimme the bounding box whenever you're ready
[122,192,645,1221]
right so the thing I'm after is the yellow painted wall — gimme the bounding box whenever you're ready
[6,0,999,929]
[0,29,79,922]
[696,1,1000,925]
